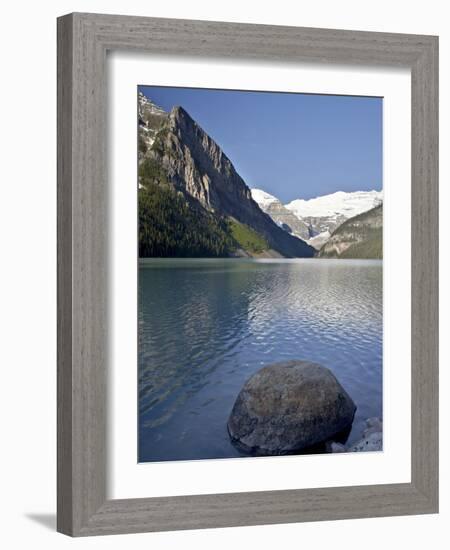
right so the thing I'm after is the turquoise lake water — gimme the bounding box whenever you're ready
[138,258,382,462]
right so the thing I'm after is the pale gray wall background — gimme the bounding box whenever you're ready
[0,0,447,548]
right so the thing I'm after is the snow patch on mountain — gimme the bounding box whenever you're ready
[251,189,279,208]
[138,91,168,159]
[286,190,383,221]
[307,230,331,250]
[138,91,167,118]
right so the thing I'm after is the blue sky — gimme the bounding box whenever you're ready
[139,86,382,203]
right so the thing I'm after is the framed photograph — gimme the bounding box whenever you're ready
[57,13,438,536]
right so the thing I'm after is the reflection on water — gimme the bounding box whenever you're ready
[138,259,382,462]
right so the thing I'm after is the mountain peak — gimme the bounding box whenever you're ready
[138,91,167,116]
[171,104,189,117]
[169,105,198,130]
[250,189,279,208]
[286,189,383,219]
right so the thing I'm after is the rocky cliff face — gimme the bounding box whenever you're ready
[139,93,314,258]
[318,204,382,259]
[158,105,254,213]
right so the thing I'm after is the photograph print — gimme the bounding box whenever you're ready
[138,86,383,462]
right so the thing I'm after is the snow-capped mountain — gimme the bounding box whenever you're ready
[251,188,383,249]
[286,190,383,221]
[251,189,312,242]
[250,189,279,209]
[138,91,168,162]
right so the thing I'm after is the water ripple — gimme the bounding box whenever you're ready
[138,259,382,462]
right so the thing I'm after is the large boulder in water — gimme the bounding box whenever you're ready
[227,360,356,455]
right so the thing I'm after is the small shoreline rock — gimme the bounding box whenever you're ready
[328,417,383,453]
[326,441,347,453]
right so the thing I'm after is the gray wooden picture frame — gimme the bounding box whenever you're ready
[57,12,439,537]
